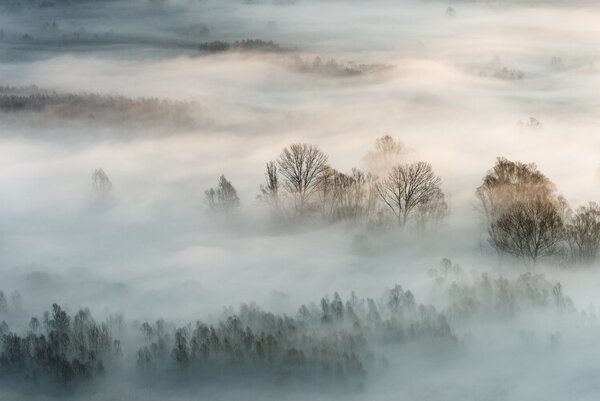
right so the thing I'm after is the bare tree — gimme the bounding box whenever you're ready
[364,135,406,175]
[566,202,600,264]
[91,168,113,197]
[376,162,446,227]
[491,199,565,265]
[276,143,329,215]
[205,175,240,213]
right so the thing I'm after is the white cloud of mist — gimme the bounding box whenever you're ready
[1,0,600,400]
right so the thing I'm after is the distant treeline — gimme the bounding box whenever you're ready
[0,29,207,52]
[291,56,393,77]
[198,39,285,53]
[1,0,119,9]
[430,258,577,321]
[0,86,203,130]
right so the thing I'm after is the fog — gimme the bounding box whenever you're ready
[1,0,600,400]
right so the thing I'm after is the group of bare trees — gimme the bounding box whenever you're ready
[205,136,447,231]
[477,157,600,266]
[101,144,600,268]
[258,143,375,221]
[429,259,576,320]
[254,137,447,229]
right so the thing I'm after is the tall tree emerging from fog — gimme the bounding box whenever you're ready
[477,158,568,264]
[275,143,329,215]
[364,135,406,175]
[375,162,446,227]
[92,168,113,198]
[205,175,240,213]
[493,199,565,265]
[566,202,600,264]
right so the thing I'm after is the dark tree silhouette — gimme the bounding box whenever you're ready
[491,200,565,265]
[376,162,446,227]
[92,168,113,198]
[318,168,378,222]
[275,143,329,216]
[258,161,282,214]
[566,202,600,264]
[0,303,120,385]
[135,285,455,383]
[292,55,391,77]
[0,86,199,129]
[205,175,240,213]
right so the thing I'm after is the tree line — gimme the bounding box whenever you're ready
[206,136,449,232]
[203,138,600,267]
[429,259,576,322]
[0,85,201,129]
[88,135,600,268]
[291,55,392,77]
[0,284,455,387]
[136,285,454,384]
[0,303,122,385]
[1,267,580,389]
[198,39,284,53]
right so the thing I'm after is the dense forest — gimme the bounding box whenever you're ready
[0,266,581,388]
